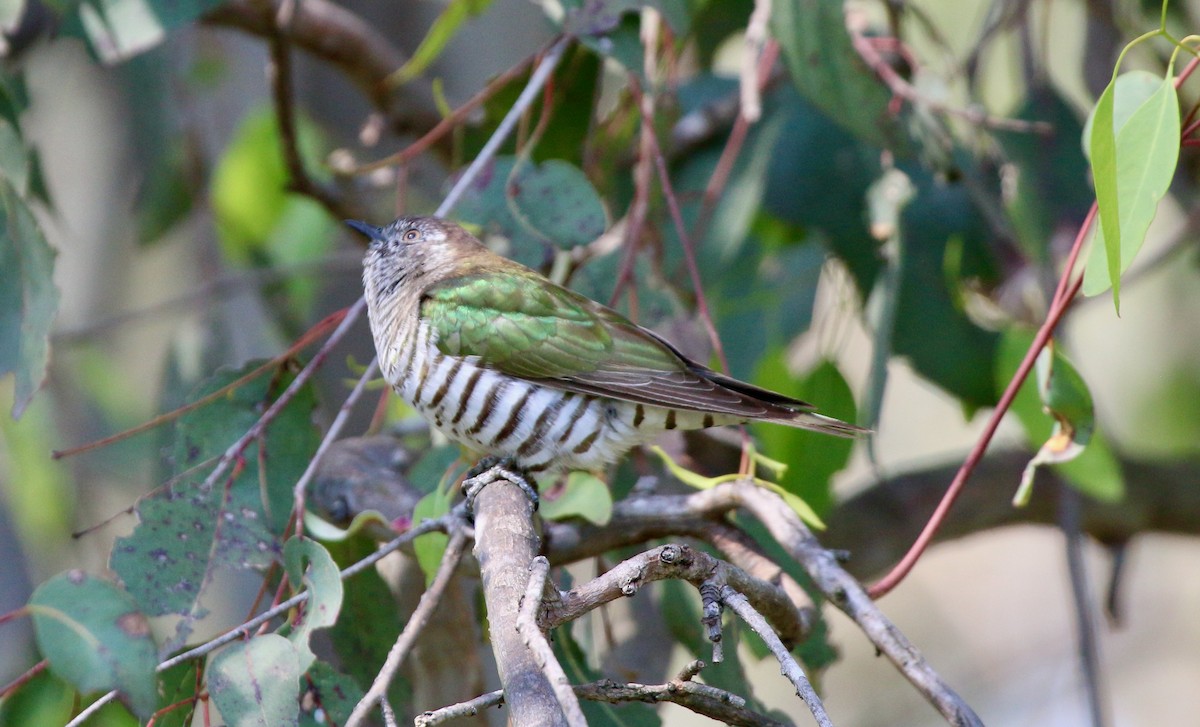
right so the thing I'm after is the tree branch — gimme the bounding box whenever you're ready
[474,477,567,726]
[518,556,587,726]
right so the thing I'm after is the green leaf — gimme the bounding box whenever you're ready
[283,538,343,673]
[211,105,334,306]
[0,180,58,419]
[300,662,364,727]
[29,571,158,719]
[771,0,907,151]
[540,471,613,525]
[75,0,225,63]
[208,635,300,727]
[110,362,319,647]
[322,536,409,704]
[1084,71,1180,306]
[753,357,856,517]
[412,485,453,587]
[996,329,1124,504]
[0,668,75,727]
[454,156,607,266]
[152,661,201,727]
[387,0,495,86]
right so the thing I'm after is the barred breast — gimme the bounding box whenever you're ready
[381,322,726,471]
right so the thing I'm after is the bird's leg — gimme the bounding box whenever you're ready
[461,456,540,512]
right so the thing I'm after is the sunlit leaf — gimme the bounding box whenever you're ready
[412,486,453,587]
[1084,71,1180,306]
[208,635,300,727]
[0,180,58,418]
[29,571,157,719]
[540,471,612,525]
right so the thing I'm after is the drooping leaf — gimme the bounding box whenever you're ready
[0,180,57,419]
[283,538,343,673]
[539,471,612,525]
[996,329,1124,504]
[110,362,319,647]
[1083,71,1180,304]
[29,571,158,719]
[208,635,300,727]
[322,536,409,704]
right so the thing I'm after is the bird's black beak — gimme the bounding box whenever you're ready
[345,219,385,242]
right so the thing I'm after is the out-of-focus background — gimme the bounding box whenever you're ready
[2,0,1199,725]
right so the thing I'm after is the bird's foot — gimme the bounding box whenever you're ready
[461,456,540,513]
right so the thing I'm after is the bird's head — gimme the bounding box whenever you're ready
[353,216,486,302]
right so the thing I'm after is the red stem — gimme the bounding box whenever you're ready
[868,204,1095,599]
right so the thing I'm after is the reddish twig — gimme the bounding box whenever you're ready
[0,658,46,700]
[52,308,349,460]
[868,206,1093,598]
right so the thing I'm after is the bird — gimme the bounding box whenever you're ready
[352,216,864,493]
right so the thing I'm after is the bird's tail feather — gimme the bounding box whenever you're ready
[781,411,869,438]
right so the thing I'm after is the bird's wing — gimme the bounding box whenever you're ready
[420,271,816,417]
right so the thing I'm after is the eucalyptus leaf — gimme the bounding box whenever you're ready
[208,636,300,727]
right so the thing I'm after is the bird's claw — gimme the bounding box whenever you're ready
[461,456,540,513]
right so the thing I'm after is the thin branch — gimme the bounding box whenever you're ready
[1060,487,1108,727]
[721,586,832,727]
[266,5,359,221]
[415,690,506,727]
[739,0,772,122]
[346,525,471,727]
[849,29,1052,134]
[436,36,571,217]
[518,557,587,726]
[290,357,379,536]
[867,199,1092,599]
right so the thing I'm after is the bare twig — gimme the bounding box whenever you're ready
[721,586,832,727]
[346,525,471,727]
[706,483,984,727]
[415,690,506,726]
[418,672,788,727]
[266,9,358,221]
[848,29,1052,134]
[290,357,379,536]
[740,0,772,122]
[518,557,587,726]
[205,0,414,122]
[539,543,807,651]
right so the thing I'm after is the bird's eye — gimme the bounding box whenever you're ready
[403,230,420,242]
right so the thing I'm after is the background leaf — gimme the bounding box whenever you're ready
[208,635,300,727]
[283,538,343,673]
[0,181,58,418]
[29,571,157,719]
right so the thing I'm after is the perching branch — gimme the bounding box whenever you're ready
[473,474,567,726]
